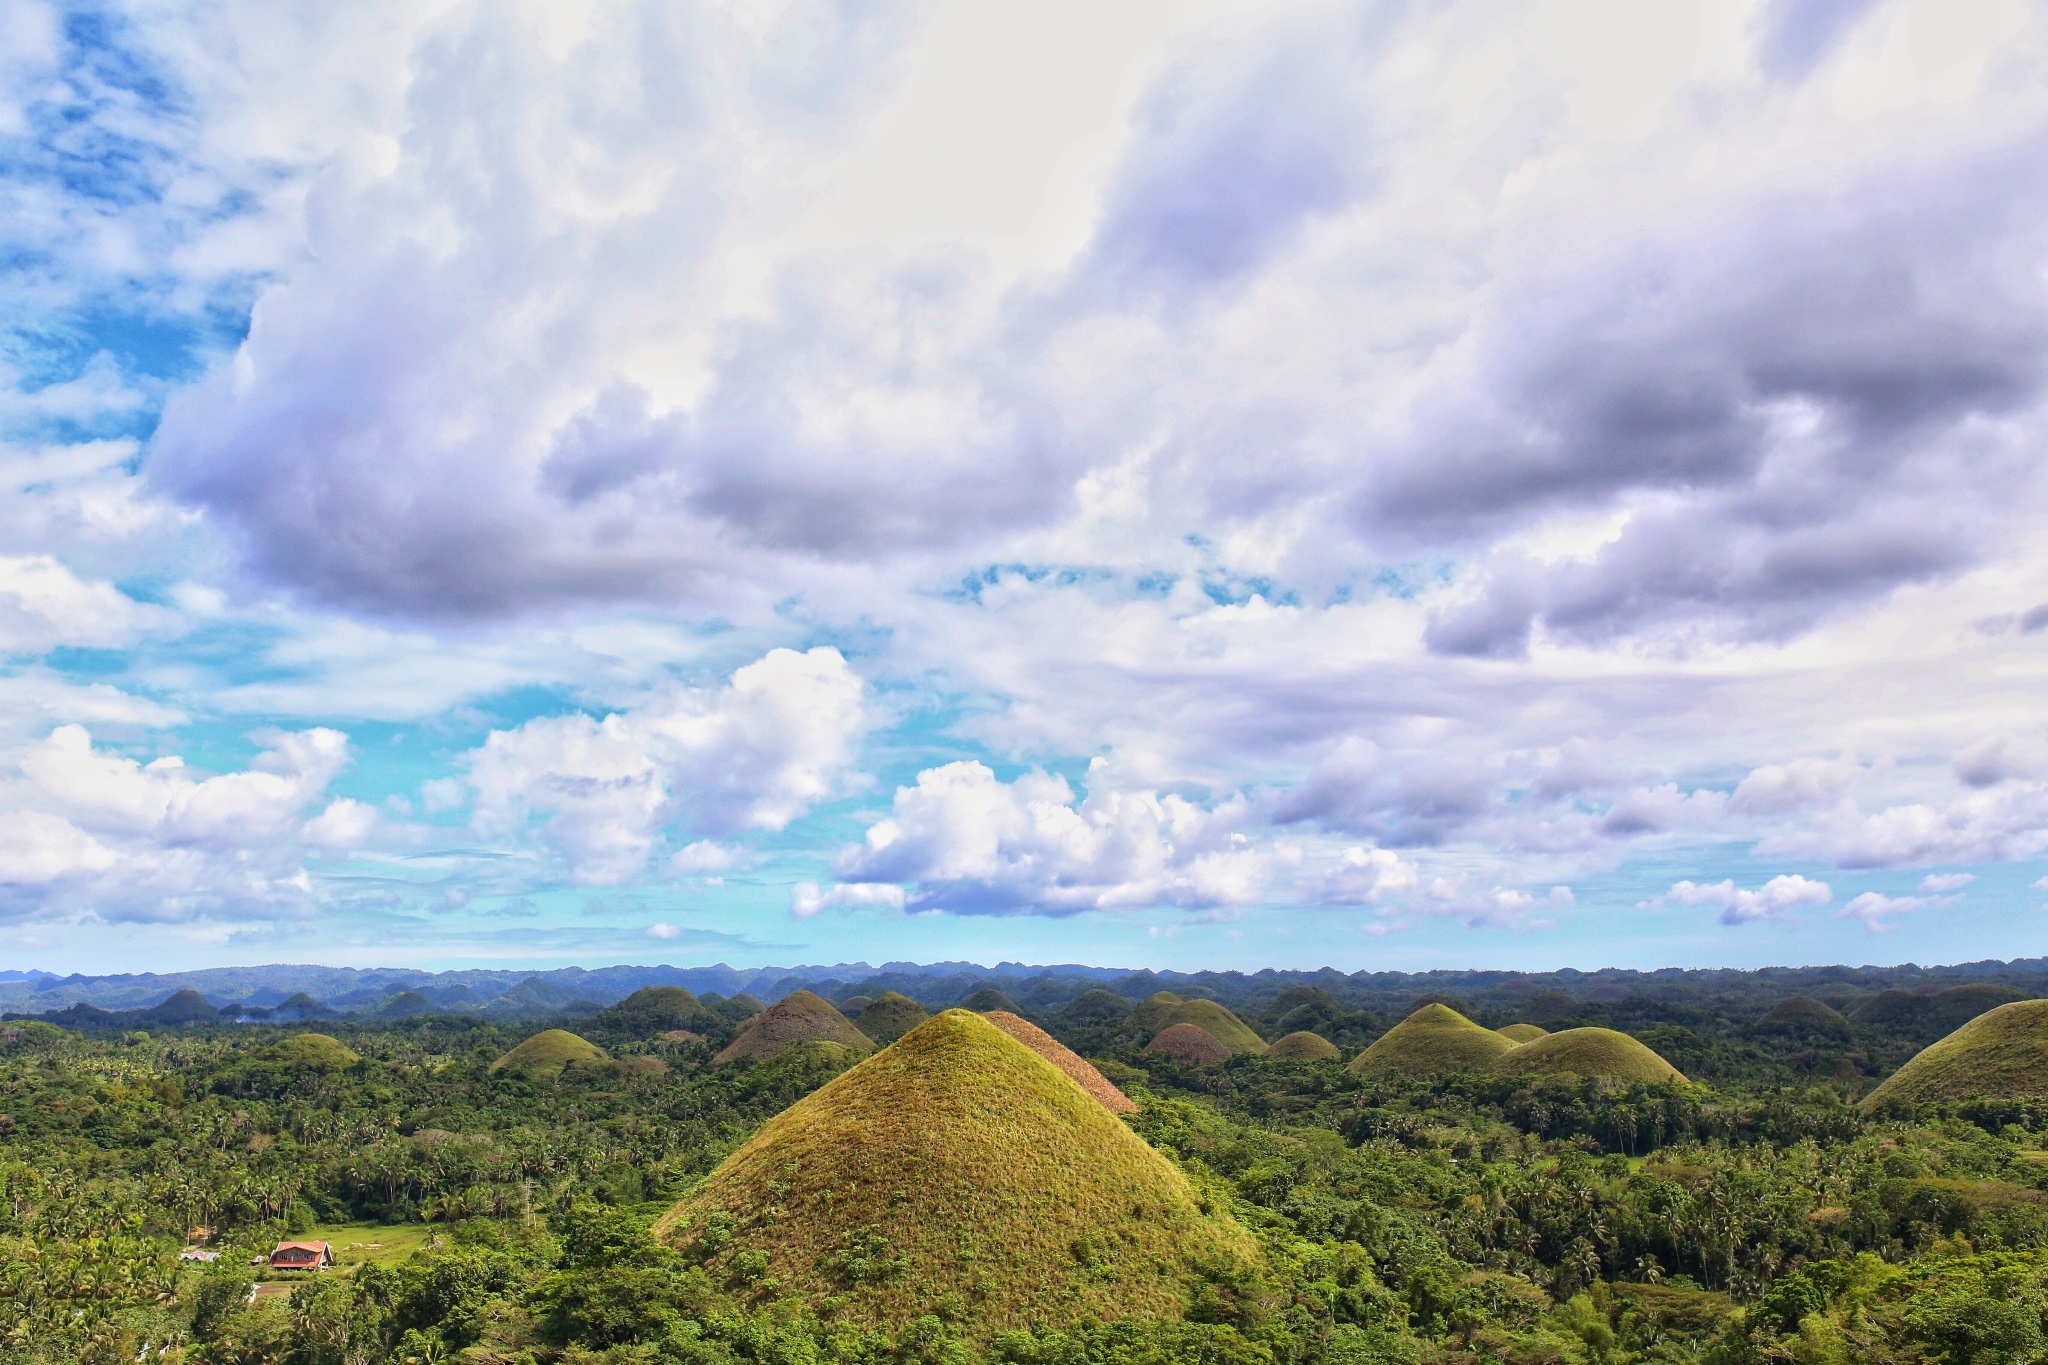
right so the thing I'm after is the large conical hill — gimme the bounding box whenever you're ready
[659,1011,1253,1334]
[852,991,929,1045]
[1863,1000,2048,1110]
[982,1011,1136,1112]
[1494,1028,1685,1083]
[598,986,711,1036]
[1130,993,1265,1054]
[1351,1004,1513,1078]
[713,990,871,1064]
[491,1029,604,1079]
[1147,1022,1230,1064]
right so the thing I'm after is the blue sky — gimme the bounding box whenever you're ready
[4,0,2048,975]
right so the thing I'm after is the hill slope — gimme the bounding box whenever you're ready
[490,1029,604,1079]
[1863,1000,2048,1109]
[1351,1004,1513,1078]
[658,1010,1254,1335]
[852,991,929,1045]
[1266,1031,1340,1062]
[1147,1023,1230,1064]
[713,991,871,1064]
[1496,1024,1548,1044]
[981,1011,1136,1112]
[1494,1028,1685,1083]
[1130,993,1267,1054]
[1756,996,1852,1036]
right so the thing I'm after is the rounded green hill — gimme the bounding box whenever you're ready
[1756,996,1852,1036]
[713,990,871,1065]
[837,995,874,1015]
[1862,1000,2048,1110]
[599,986,707,1035]
[1147,1022,1230,1064]
[1130,993,1266,1054]
[1265,1030,1340,1062]
[1494,1028,1685,1083]
[262,1033,360,1070]
[959,987,1020,1014]
[852,991,929,1045]
[491,1029,605,1079]
[1496,1023,1549,1044]
[1351,1004,1513,1079]
[658,1010,1254,1335]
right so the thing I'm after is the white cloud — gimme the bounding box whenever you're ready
[789,881,907,920]
[1919,872,1975,893]
[832,758,1274,915]
[1758,783,2048,869]
[302,798,379,852]
[1663,874,1832,925]
[645,921,682,939]
[1838,891,1928,931]
[467,647,866,884]
[1729,755,1877,815]
[1303,846,1419,905]
[0,556,169,655]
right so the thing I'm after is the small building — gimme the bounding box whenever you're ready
[178,1249,219,1262]
[268,1241,334,1271]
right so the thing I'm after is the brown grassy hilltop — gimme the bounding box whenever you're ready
[982,1010,1136,1112]
[713,990,871,1064]
[1147,1023,1231,1064]
[1130,993,1267,1054]
[660,1010,1254,1336]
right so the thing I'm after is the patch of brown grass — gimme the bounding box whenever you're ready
[982,1011,1136,1111]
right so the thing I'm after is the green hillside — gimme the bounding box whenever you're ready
[597,986,710,1035]
[1129,993,1266,1054]
[959,987,1020,1013]
[658,1010,1255,1335]
[1863,1000,2048,1109]
[261,1033,359,1070]
[1351,1004,1513,1079]
[1756,996,1852,1036]
[489,1029,604,1079]
[1494,1028,1685,1083]
[1496,1023,1548,1044]
[852,991,929,1045]
[982,1010,1136,1112]
[1265,1030,1340,1061]
[713,990,871,1064]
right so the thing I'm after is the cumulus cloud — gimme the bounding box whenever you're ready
[0,556,168,655]
[1838,890,1933,930]
[831,759,1274,915]
[1663,874,1832,925]
[466,647,865,884]
[1302,845,1419,905]
[1758,783,2048,868]
[789,881,906,920]
[0,723,354,919]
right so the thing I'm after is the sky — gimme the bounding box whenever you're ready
[4,0,2048,977]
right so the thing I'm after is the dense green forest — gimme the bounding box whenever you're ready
[7,971,2048,1365]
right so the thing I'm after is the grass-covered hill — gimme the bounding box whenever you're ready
[1265,1030,1340,1061]
[1351,1004,1513,1078]
[713,990,870,1064]
[489,1028,604,1079]
[1862,999,2048,1109]
[959,987,1020,1013]
[1130,993,1266,1054]
[1146,1022,1230,1063]
[658,1010,1255,1335]
[1756,996,1852,1037]
[852,991,929,1044]
[1494,1027,1685,1083]
[981,1010,1136,1111]
[260,1033,360,1070]
[1497,1023,1549,1043]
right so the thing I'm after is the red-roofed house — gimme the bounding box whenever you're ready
[268,1241,334,1271]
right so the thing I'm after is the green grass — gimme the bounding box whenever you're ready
[300,1222,437,1270]
[261,1033,359,1070]
[659,1009,1255,1337]
[489,1028,604,1079]
[1264,1031,1340,1062]
[1350,1004,1513,1079]
[1863,1000,2048,1109]
[1495,1024,1549,1044]
[713,990,871,1065]
[958,987,1020,1013]
[1493,1027,1685,1083]
[852,992,929,1045]
[1130,993,1267,1054]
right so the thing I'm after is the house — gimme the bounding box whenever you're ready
[268,1241,335,1271]
[178,1249,219,1262]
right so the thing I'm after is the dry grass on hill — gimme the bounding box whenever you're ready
[1146,1023,1231,1064]
[1493,1027,1685,1083]
[713,991,871,1065]
[852,992,929,1045]
[1350,1004,1512,1079]
[1864,1000,2048,1109]
[982,1011,1136,1111]
[1130,993,1266,1054]
[659,1010,1254,1336]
